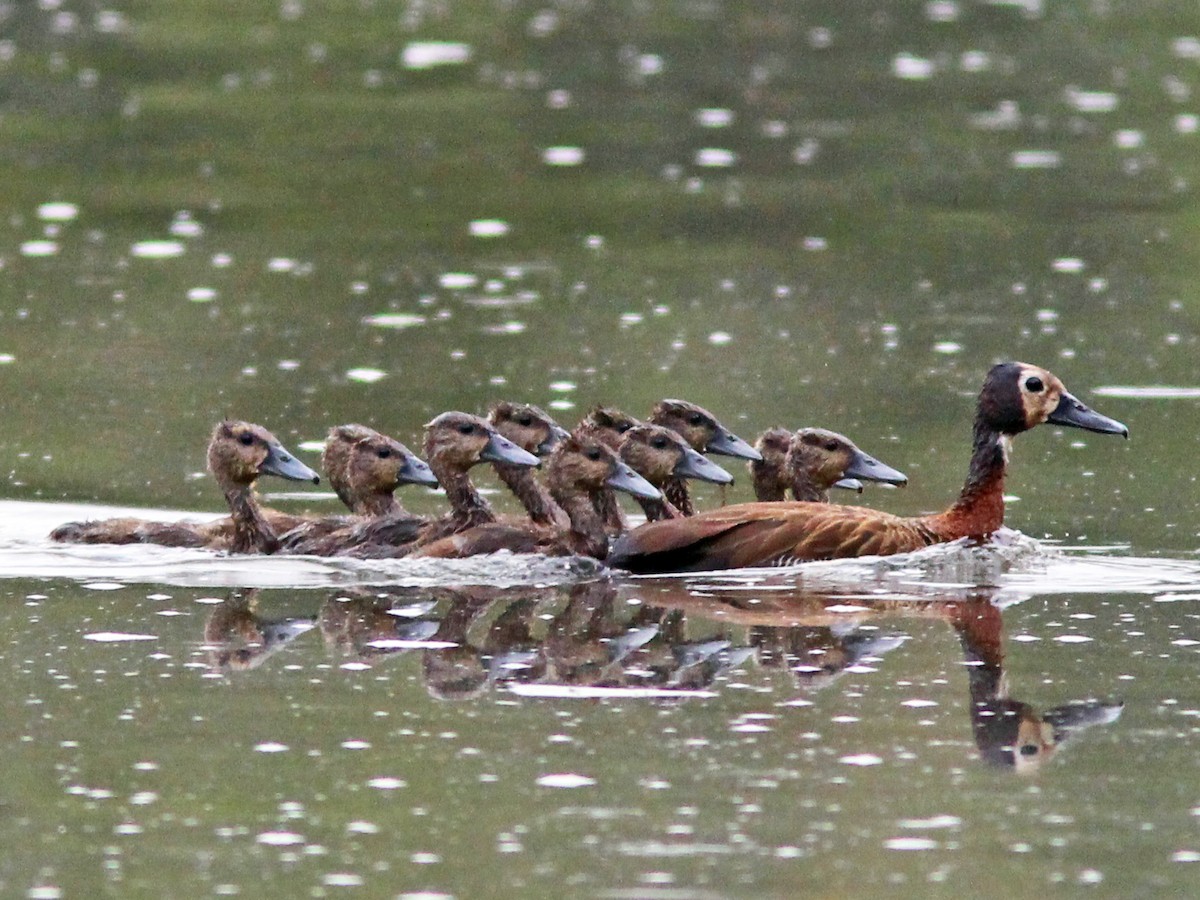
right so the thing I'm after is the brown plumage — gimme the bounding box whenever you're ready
[610,363,1127,573]
[576,406,643,532]
[752,427,906,502]
[618,424,733,522]
[488,401,571,529]
[49,420,321,554]
[647,398,761,514]
[412,433,660,560]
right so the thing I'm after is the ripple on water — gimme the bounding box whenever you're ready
[130,240,185,259]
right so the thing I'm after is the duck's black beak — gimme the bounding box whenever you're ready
[1047,391,1129,437]
[481,432,540,467]
[842,448,908,486]
[605,460,661,500]
[263,443,321,484]
[674,447,734,485]
[537,424,571,456]
[398,453,440,487]
[706,429,762,461]
[833,478,864,493]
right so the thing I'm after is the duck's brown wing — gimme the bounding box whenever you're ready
[411,523,549,559]
[607,502,937,573]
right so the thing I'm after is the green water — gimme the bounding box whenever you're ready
[2,1,1199,897]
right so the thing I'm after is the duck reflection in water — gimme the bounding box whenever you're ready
[202,589,315,672]
[317,590,441,663]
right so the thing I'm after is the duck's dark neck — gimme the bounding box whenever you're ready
[431,461,495,528]
[222,481,279,554]
[635,494,683,522]
[662,477,694,516]
[550,483,609,559]
[593,487,626,533]
[790,477,831,504]
[495,462,569,529]
[356,490,403,519]
[923,419,1008,541]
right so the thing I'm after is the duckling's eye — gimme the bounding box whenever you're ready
[651,437,668,449]
[586,448,602,461]
[457,424,475,435]
[824,441,839,452]
[1024,376,1044,393]
[617,423,632,433]
[517,415,533,426]
[377,448,392,459]
[688,414,704,426]
[238,433,255,447]
[1019,743,1039,757]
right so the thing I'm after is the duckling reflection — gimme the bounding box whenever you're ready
[752,622,909,691]
[317,590,442,663]
[544,579,661,685]
[202,589,315,673]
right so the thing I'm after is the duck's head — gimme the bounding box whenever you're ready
[788,428,908,490]
[981,363,1128,437]
[550,434,660,500]
[650,398,762,461]
[576,406,641,449]
[347,433,439,493]
[620,424,733,486]
[209,420,321,486]
[488,401,570,456]
[423,411,540,470]
[323,424,381,501]
[750,427,794,494]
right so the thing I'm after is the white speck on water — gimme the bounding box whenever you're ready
[546,89,571,109]
[130,791,158,805]
[893,53,935,79]
[114,823,143,835]
[695,108,734,128]
[401,41,472,70]
[899,815,961,829]
[1172,37,1200,59]
[1011,150,1062,169]
[1171,850,1200,863]
[1093,385,1200,399]
[131,240,185,259]
[339,662,372,671]
[27,888,63,899]
[536,773,595,788]
[885,837,938,850]
[548,400,575,411]
[549,381,576,392]
[84,632,157,642]
[363,312,426,329]
[1065,88,1119,113]
[0,354,14,364]
[1012,634,1041,642]
[926,1,959,22]
[1176,114,1198,134]
[341,740,371,750]
[637,54,664,75]
[211,252,233,267]
[346,821,379,834]
[933,341,962,354]
[802,236,827,251]
[257,831,305,846]
[486,321,526,335]
[254,742,289,753]
[323,874,364,887]
[1051,257,1085,273]
[187,287,217,302]
[708,331,733,345]
[901,699,938,708]
[1053,634,1093,644]
[840,754,883,766]
[543,146,585,166]
[469,219,509,237]
[82,581,126,591]
[695,148,737,167]
[346,368,387,383]
[1114,129,1144,149]
[825,604,870,613]
[367,777,406,790]
[20,241,58,257]
[169,214,203,238]
[267,257,295,272]
[439,272,477,289]
[961,50,990,72]
[38,202,78,222]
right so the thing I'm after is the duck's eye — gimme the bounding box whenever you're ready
[688,414,704,426]
[824,441,839,452]
[377,448,392,459]
[586,448,602,461]
[1019,743,1039,757]
[617,422,632,433]
[457,424,475,435]
[238,433,255,447]
[517,415,533,427]
[1024,376,1044,393]
[651,437,668,449]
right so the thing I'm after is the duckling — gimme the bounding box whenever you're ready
[488,401,571,529]
[576,405,644,531]
[648,399,762,514]
[610,363,1127,572]
[49,420,320,554]
[412,433,660,560]
[752,427,904,502]
[323,411,540,557]
[618,424,733,521]
[278,430,438,554]
[321,423,383,510]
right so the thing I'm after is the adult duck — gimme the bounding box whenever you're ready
[609,363,1127,573]
[50,420,320,554]
[412,433,660,560]
[488,401,571,528]
[648,399,761,515]
[751,427,906,502]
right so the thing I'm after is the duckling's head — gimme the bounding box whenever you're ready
[650,398,762,461]
[347,433,439,495]
[323,424,381,503]
[576,406,641,449]
[788,428,908,490]
[488,402,570,456]
[209,420,321,487]
[750,427,794,496]
[980,363,1128,437]
[550,435,660,500]
[423,412,540,471]
[620,424,733,486]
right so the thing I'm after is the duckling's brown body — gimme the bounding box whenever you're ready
[412,434,659,560]
[610,364,1127,573]
[576,406,642,532]
[648,399,761,515]
[49,421,320,554]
